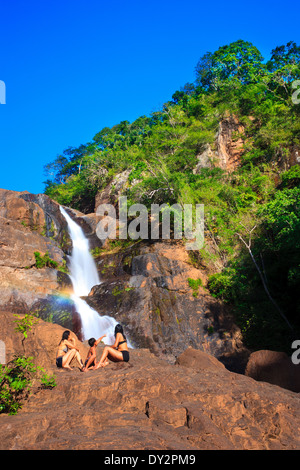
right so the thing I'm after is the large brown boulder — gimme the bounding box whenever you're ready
[245,350,300,393]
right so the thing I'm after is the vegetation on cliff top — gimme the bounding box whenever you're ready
[43,40,300,353]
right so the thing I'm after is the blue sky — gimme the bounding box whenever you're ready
[0,0,299,194]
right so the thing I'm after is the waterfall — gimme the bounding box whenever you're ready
[60,206,118,344]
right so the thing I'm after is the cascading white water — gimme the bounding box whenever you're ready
[60,206,118,343]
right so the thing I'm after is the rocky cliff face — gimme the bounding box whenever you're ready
[85,240,247,370]
[0,310,300,450]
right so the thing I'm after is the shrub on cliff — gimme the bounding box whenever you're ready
[0,356,56,415]
[42,39,300,352]
[34,251,58,269]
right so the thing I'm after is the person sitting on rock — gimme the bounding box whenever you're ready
[56,330,84,370]
[81,334,106,372]
[95,324,129,369]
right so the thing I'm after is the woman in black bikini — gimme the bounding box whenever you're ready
[95,324,129,368]
[56,330,84,370]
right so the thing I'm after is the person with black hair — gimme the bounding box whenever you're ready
[95,324,129,369]
[81,334,106,372]
[56,330,84,370]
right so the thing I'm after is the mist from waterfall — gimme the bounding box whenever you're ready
[60,206,118,343]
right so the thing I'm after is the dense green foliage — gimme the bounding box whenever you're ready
[0,356,56,414]
[34,251,58,269]
[33,251,68,273]
[44,40,300,353]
